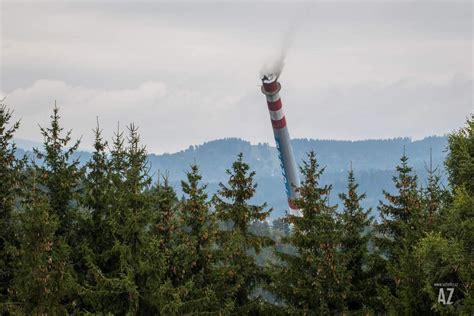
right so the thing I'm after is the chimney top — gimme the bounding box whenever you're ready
[261,74,278,84]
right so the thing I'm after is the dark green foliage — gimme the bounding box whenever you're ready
[14,171,77,314]
[146,136,448,218]
[149,175,180,283]
[415,115,474,314]
[14,105,84,312]
[144,173,204,314]
[33,106,84,238]
[338,166,375,312]
[0,102,25,311]
[180,164,216,281]
[175,164,222,313]
[83,122,113,254]
[212,153,274,313]
[376,151,431,313]
[77,123,117,311]
[0,104,471,314]
[443,116,474,256]
[150,174,178,254]
[98,124,164,314]
[445,115,474,194]
[377,151,423,255]
[272,151,348,314]
[421,149,449,232]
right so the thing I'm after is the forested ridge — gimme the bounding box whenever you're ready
[0,102,472,314]
[14,134,449,219]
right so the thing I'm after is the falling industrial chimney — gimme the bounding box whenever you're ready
[261,74,300,216]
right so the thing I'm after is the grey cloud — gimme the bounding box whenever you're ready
[4,75,470,154]
[1,1,472,154]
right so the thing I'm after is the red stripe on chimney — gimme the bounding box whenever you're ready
[263,81,279,93]
[267,99,282,111]
[271,117,286,129]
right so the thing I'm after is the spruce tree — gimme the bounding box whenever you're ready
[122,124,162,314]
[0,103,25,311]
[77,124,165,314]
[21,105,84,311]
[14,170,76,314]
[181,164,216,277]
[444,115,474,262]
[109,123,128,191]
[76,125,128,313]
[149,173,181,284]
[212,153,273,313]
[146,172,200,314]
[271,151,348,314]
[377,151,423,254]
[103,124,161,314]
[338,166,374,312]
[416,115,473,314]
[83,122,113,254]
[445,114,474,194]
[421,149,447,231]
[376,151,429,313]
[177,164,221,313]
[150,174,178,257]
[77,122,118,311]
[33,105,84,238]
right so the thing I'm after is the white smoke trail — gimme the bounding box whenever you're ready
[260,20,299,78]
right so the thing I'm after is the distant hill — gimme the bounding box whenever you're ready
[13,138,43,151]
[15,136,449,218]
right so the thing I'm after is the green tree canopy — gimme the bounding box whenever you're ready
[0,102,25,311]
[272,151,348,314]
[213,153,273,313]
[338,166,375,311]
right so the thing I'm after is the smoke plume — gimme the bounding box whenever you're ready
[260,21,298,77]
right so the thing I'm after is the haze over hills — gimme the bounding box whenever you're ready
[15,136,448,218]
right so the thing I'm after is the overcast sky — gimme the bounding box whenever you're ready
[1,0,472,153]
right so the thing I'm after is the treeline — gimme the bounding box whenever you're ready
[13,131,450,219]
[0,103,472,315]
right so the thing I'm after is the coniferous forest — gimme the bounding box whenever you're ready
[0,102,472,315]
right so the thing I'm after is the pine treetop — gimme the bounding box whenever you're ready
[214,153,271,234]
[31,105,84,238]
[378,152,421,229]
[290,151,337,236]
[339,167,372,239]
[34,106,81,169]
